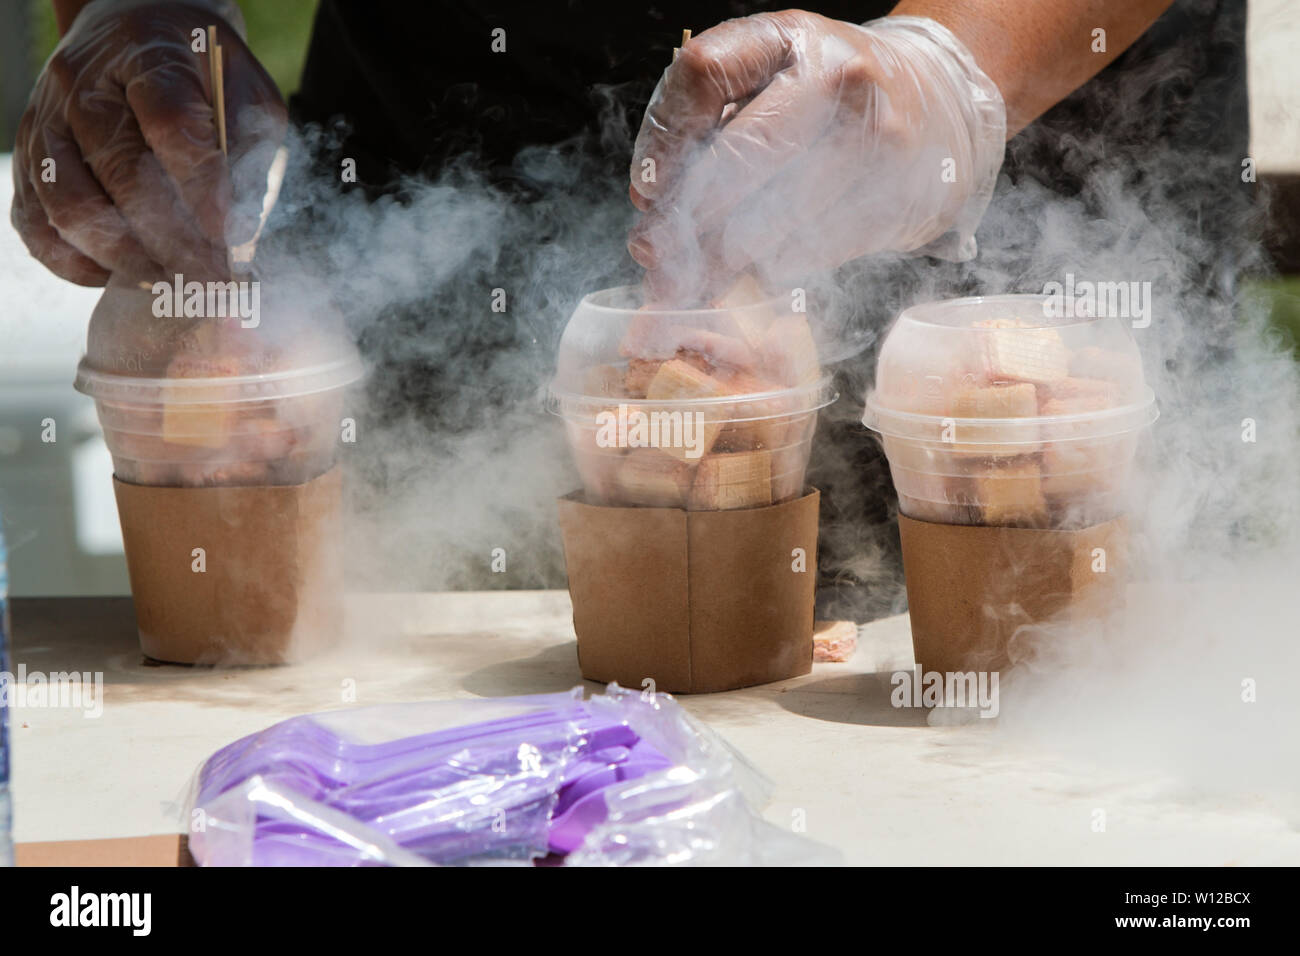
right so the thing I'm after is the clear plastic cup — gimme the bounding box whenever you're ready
[863,294,1157,529]
[75,277,363,487]
[546,286,837,510]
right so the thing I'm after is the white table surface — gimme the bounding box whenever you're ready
[9,592,1299,865]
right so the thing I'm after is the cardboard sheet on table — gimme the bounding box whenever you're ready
[113,467,344,664]
[16,834,192,867]
[558,489,818,694]
[899,514,1128,674]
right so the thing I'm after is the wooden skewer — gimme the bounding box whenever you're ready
[207,25,227,155]
[673,28,691,61]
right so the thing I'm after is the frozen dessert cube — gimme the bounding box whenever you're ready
[646,358,731,401]
[1041,433,1135,501]
[623,358,663,398]
[161,403,233,448]
[712,368,790,451]
[980,326,1068,385]
[1037,377,1118,415]
[688,449,773,510]
[161,353,240,448]
[813,620,858,662]
[974,457,1048,526]
[948,382,1040,456]
[615,450,692,507]
[642,359,729,461]
[953,382,1038,418]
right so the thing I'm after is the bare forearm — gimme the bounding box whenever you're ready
[890,0,1175,135]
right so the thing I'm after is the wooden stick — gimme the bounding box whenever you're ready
[673,28,691,61]
[207,25,227,155]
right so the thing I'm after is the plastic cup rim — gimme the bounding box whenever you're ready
[863,386,1158,441]
[574,283,795,319]
[896,292,1121,331]
[74,355,366,406]
[546,374,838,423]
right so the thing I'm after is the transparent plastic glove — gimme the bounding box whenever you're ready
[628,13,1006,303]
[10,0,286,286]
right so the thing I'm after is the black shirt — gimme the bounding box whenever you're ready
[291,0,1248,193]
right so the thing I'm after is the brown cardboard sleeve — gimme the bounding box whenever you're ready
[558,489,819,694]
[113,467,344,665]
[16,835,192,867]
[898,513,1128,675]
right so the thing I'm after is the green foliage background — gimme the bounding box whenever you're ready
[27,0,319,95]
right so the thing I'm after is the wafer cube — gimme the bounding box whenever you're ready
[949,381,1041,456]
[623,358,663,397]
[953,382,1038,418]
[642,359,729,460]
[813,620,858,662]
[979,325,1068,385]
[615,450,692,507]
[646,358,729,400]
[1037,377,1118,415]
[687,449,773,510]
[161,353,241,447]
[161,402,234,448]
[711,368,790,451]
[974,457,1048,526]
[1041,433,1134,499]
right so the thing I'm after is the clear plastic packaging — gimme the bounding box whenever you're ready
[546,285,836,510]
[863,294,1157,528]
[186,686,835,866]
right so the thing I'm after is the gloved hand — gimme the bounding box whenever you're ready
[10,0,286,285]
[628,13,1006,302]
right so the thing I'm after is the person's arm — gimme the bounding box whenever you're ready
[891,0,1174,135]
[627,3,1176,301]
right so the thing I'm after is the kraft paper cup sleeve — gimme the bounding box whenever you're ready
[898,514,1128,675]
[558,489,819,694]
[114,468,345,665]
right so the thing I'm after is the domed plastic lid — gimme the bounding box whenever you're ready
[863,294,1157,445]
[74,274,363,406]
[546,284,837,422]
